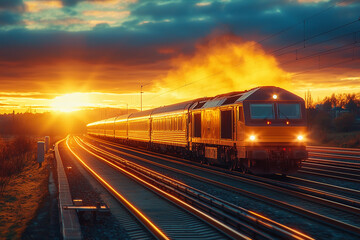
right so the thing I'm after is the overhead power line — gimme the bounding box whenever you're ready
[147,0,359,104]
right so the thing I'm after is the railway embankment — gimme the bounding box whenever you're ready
[0,136,61,239]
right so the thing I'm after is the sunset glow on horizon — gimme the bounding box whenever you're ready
[0,0,359,115]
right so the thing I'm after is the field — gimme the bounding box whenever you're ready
[0,136,53,239]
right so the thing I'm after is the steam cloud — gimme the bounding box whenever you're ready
[151,34,291,106]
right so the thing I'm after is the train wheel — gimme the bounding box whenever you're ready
[239,166,247,174]
[228,162,235,171]
[226,151,236,171]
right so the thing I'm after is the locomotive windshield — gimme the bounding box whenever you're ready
[278,103,301,119]
[250,104,274,119]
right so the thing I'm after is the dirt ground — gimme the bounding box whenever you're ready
[0,154,52,239]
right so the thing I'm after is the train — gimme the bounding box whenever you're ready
[87,86,308,174]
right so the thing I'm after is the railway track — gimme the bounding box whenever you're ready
[82,135,360,239]
[73,136,317,240]
[302,146,360,183]
[67,136,246,239]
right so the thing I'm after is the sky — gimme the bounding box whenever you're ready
[0,0,359,113]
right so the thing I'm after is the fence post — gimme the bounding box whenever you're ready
[45,136,50,153]
[37,141,45,168]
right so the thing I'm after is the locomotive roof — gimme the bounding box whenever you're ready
[192,86,303,110]
[236,86,303,102]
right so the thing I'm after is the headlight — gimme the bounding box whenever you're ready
[249,135,256,141]
[297,135,304,141]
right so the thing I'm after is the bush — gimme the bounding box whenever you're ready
[334,113,355,132]
[309,110,332,131]
[0,136,35,194]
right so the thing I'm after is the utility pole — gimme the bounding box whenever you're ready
[140,85,143,111]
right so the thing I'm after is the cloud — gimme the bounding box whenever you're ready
[0,11,22,25]
[24,1,62,13]
[62,0,86,7]
[61,0,124,7]
[0,0,25,11]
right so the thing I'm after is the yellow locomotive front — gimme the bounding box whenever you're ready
[237,87,307,174]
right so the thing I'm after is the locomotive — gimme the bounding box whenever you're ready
[87,86,308,174]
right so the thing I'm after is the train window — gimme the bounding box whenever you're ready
[250,104,274,119]
[194,113,201,137]
[238,107,244,122]
[278,103,301,119]
[221,110,232,139]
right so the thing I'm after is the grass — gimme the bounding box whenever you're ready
[0,136,53,239]
[0,154,52,239]
[0,137,35,194]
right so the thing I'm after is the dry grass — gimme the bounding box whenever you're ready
[0,137,35,194]
[0,154,51,239]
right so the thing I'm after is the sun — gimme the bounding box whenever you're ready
[50,93,91,112]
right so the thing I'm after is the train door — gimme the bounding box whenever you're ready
[220,109,233,140]
[237,106,245,141]
[193,112,201,138]
[237,106,246,159]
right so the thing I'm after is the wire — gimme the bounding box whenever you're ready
[271,19,360,54]
[279,42,360,66]
[292,50,360,77]
[275,30,360,58]
[146,0,358,103]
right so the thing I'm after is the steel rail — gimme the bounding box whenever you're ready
[309,152,360,161]
[86,136,360,198]
[303,162,360,175]
[298,169,360,183]
[82,136,360,237]
[300,167,360,183]
[66,137,170,240]
[78,137,313,240]
[306,158,360,169]
[86,136,360,208]
[282,175,360,196]
[308,146,360,153]
[87,137,360,213]
[74,137,250,240]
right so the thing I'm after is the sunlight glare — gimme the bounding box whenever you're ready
[50,93,91,112]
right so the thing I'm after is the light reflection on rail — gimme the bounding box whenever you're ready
[66,136,170,240]
[77,136,314,240]
[71,136,251,240]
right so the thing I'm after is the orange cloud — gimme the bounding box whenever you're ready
[25,1,62,13]
[149,34,291,106]
[83,10,131,19]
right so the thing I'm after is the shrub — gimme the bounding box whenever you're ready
[334,113,355,132]
[0,136,35,195]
